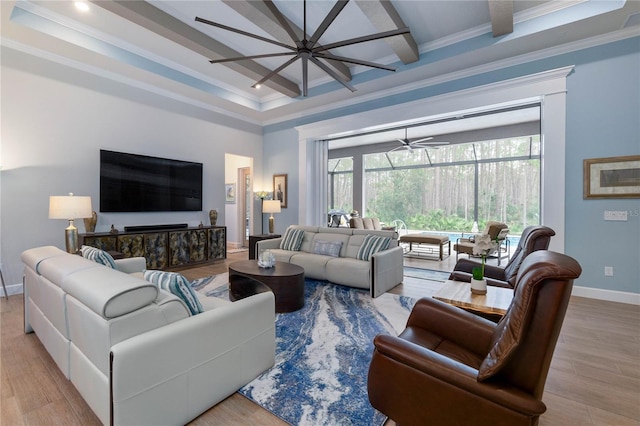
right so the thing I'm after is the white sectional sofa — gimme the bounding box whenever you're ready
[22,246,275,426]
[256,225,404,297]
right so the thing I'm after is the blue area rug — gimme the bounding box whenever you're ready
[195,277,416,426]
[403,267,450,282]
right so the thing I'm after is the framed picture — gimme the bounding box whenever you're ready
[273,174,288,208]
[225,183,236,203]
[584,155,640,199]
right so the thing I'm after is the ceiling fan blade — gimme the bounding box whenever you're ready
[313,27,410,52]
[209,52,297,64]
[252,54,301,88]
[412,142,449,148]
[315,53,397,72]
[396,138,408,145]
[408,136,434,144]
[308,0,349,48]
[263,0,302,46]
[195,17,295,51]
[389,145,409,153]
[310,57,356,92]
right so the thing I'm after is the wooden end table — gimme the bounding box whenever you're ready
[228,260,304,313]
[248,234,281,260]
[433,280,513,317]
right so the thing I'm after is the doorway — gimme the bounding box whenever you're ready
[239,167,251,247]
[225,154,253,250]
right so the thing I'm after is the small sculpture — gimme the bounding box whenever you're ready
[109,224,119,234]
[209,209,218,226]
[84,211,97,233]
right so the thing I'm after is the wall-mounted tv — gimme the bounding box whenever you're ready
[100,150,203,212]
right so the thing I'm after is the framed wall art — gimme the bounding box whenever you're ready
[273,174,288,208]
[225,183,236,203]
[583,155,640,199]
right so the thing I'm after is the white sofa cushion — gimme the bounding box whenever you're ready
[62,267,158,318]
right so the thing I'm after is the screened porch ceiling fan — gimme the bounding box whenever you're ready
[195,0,411,97]
[388,128,449,153]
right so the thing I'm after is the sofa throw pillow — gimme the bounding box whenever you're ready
[143,270,203,315]
[312,240,343,257]
[356,234,391,261]
[280,228,305,251]
[80,245,117,269]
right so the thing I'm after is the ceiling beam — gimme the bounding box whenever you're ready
[222,0,352,82]
[488,0,514,37]
[91,0,300,97]
[354,0,418,64]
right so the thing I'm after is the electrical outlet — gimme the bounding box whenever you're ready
[604,210,628,221]
[604,266,613,276]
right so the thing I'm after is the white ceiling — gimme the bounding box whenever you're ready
[2,0,638,127]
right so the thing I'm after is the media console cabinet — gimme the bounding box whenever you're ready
[79,225,226,270]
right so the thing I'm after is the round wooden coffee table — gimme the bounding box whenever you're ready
[228,260,305,313]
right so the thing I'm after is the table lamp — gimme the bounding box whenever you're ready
[263,200,281,234]
[49,193,93,253]
[255,191,269,234]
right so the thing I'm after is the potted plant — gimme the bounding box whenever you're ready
[470,234,498,295]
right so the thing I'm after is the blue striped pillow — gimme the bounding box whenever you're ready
[81,245,117,269]
[143,270,203,315]
[280,228,305,251]
[356,235,391,261]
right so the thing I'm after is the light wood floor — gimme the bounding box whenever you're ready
[1,251,638,425]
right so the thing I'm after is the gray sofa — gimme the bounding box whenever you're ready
[22,246,275,425]
[257,225,404,297]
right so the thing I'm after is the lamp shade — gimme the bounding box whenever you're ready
[49,193,93,219]
[263,200,281,214]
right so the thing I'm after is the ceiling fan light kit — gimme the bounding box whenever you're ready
[196,0,411,97]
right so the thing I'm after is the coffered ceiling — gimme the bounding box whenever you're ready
[2,1,638,125]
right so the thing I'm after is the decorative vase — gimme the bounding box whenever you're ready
[257,250,276,268]
[83,211,97,233]
[470,278,487,295]
[209,209,218,226]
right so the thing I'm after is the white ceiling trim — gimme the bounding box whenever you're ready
[1,38,264,126]
[295,66,574,142]
[263,27,637,127]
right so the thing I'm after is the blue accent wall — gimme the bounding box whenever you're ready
[264,36,640,295]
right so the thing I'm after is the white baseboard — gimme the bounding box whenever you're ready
[572,285,640,305]
[1,283,23,298]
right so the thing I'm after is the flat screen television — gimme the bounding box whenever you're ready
[100,150,203,212]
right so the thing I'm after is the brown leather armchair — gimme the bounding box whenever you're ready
[449,225,556,289]
[368,250,581,426]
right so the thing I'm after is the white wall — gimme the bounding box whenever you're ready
[0,59,262,292]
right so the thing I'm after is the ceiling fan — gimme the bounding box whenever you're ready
[388,129,449,153]
[195,0,410,97]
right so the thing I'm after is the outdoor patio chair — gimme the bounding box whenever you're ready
[453,221,508,262]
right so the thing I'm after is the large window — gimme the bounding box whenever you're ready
[328,157,353,213]
[330,135,540,234]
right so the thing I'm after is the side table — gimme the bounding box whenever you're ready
[249,234,281,259]
[433,280,513,318]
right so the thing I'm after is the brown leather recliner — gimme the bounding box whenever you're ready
[368,250,581,426]
[449,225,556,289]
